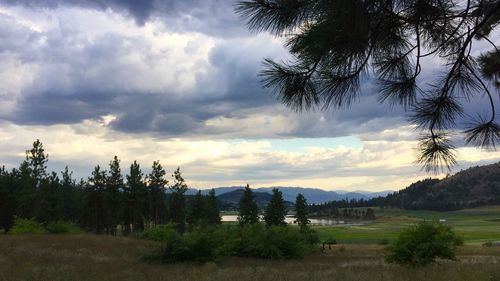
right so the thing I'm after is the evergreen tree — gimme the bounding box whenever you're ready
[124,161,147,234]
[169,167,188,232]
[26,139,48,187]
[236,0,500,172]
[147,161,168,227]
[205,189,221,225]
[105,156,123,235]
[294,193,309,230]
[187,190,206,227]
[85,165,107,234]
[263,188,287,227]
[0,166,16,232]
[238,184,259,225]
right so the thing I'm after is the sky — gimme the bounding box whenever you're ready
[0,0,499,191]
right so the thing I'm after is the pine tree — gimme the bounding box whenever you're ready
[26,139,48,187]
[263,188,287,227]
[238,184,259,225]
[147,161,168,227]
[236,0,500,172]
[206,189,221,225]
[105,156,122,235]
[294,193,310,230]
[125,161,147,234]
[169,167,188,233]
[85,165,107,234]
[187,190,206,227]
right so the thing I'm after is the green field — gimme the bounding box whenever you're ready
[314,206,500,244]
[1,235,500,281]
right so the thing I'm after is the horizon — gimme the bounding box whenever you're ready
[1,1,499,192]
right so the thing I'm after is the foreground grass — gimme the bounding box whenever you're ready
[315,206,500,244]
[1,235,500,281]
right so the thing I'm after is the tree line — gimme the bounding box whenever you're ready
[0,140,221,234]
[1,140,312,234]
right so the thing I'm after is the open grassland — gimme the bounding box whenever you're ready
[315,206,500,244]
[1,235,500,281]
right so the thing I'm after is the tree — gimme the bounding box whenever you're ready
[386,221,463,266]
[147,161,168,226]
[26,139,48,186]
[125,161,147,234]
[169,167,188,233]
[236,0,500,172]
[105,156,123,235]
[264,188,288,226]
[206,189,221,225]
[238,184,260,225]
[187,190,206,227]
[84,165,107,234]
[294,193,310,230]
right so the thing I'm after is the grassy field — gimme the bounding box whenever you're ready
[1,235,500,281]
[314,206,500,244]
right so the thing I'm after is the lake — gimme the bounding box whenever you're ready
[221,215,365,226]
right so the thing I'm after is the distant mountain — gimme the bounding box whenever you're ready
[215,189,294,210]
[185,186,392,204]
[372,162,500,211]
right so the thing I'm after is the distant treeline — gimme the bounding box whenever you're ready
[0,140,221,233]
[309,162,500,213]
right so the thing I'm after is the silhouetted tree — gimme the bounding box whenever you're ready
[169,167,188,233]
[294,193,310,230]
[84,165,107,234]
[187,190,206,227]
[264,188,287,226]
[105,156,122,235]
[238,184,260,225]
[147,161,168,227]
[206,189,221,225]
[124,161,147,234]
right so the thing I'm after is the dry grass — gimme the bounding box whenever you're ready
[1,235,500,281]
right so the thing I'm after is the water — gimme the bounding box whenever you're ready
[221,215,364,226]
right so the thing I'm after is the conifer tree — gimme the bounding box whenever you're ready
[238,184,259,225]
[294,193,310,230]
[26,139,48,187]
[147,161,168,227]
[105,156,122,235]
[206,189,221,225]
[169,167,188,232]
[85,165,107,234]
[187,190,206,227]
[263,188,287,227]
[124,161,147,234]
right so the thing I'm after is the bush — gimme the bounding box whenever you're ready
[150,224,318,263]
[378,238,389,245]
[9,218,47,235]
[143,225,177,242]
[45,221,82,234]
[385,221,463,266]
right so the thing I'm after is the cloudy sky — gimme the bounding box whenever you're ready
[0,0,499,191]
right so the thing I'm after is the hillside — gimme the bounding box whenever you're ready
[185,186,392,204]
[377,162,500,211]
[216,189,294,210]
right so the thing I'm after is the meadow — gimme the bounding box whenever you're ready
[1,206,500,281]
[1,235,500,281]
[315,206,500,244]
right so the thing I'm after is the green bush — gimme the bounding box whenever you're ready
[385,221,463,266]
[45,221,82,234]
[143,225,177,242]
[9,218,47,235]
[378,238,389,245]
[152,224,318,263]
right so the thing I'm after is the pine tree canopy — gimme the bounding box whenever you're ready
[236,0,500,173]
[264,188,288,226]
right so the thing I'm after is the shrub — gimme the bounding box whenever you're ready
[143,224,177,242]
[45,221,82,234]
[385,221,463,266]
[378,238,389,245]
[161,227,220,263]
[9,218,47,235]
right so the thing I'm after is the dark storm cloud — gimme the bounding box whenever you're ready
[2,0,246,36]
